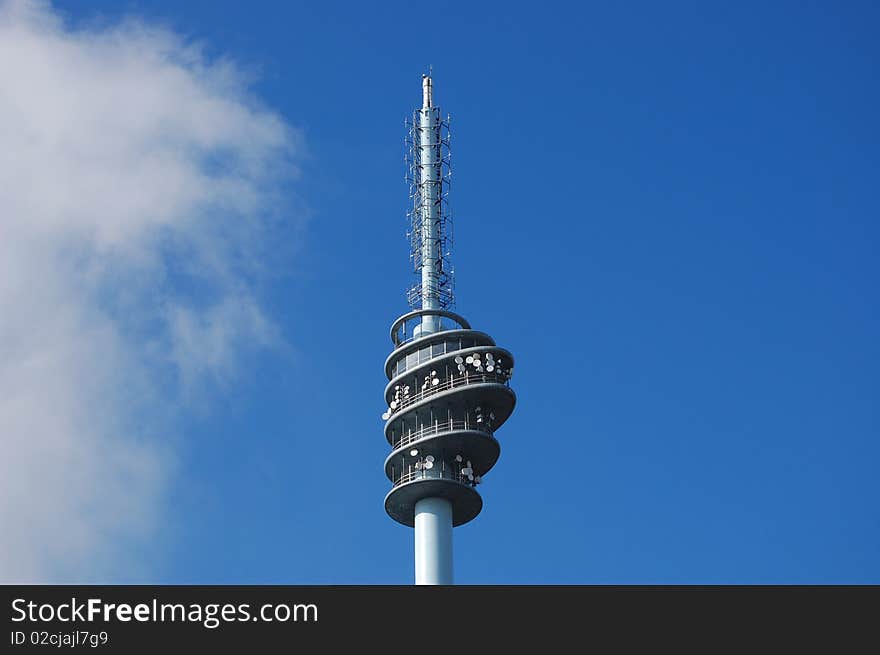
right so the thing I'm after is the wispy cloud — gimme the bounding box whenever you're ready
[0,0,300,581]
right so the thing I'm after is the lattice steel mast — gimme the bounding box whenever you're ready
[381,75,517,584]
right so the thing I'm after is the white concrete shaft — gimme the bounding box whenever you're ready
[414,497,453,585]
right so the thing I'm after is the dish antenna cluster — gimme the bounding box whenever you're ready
[381,75,517,585]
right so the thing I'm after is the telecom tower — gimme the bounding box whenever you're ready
[381,75,516,584]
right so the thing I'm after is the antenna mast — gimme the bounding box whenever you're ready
[406,74,454,336]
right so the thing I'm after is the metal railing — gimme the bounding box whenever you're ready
[391,417,492,451]
[388,370,509,417]
[390,309,470,346]
[392,467,471,488]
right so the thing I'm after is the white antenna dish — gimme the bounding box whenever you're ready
[424,461,434,469]
[455,454,463,462]
[465,356,473,364]
[461,467,472,476]
[410,449,419,457]
[382,411,390,420]
[432,378,439,386]
[486,353,494,361]
[425,455,435,463]
[486,365,494,372]
[455,356,463,364]
[473,352,480,359]
[431,370,437,376]
[390,400,398,409]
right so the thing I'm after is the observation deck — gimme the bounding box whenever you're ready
[382,309,516,527]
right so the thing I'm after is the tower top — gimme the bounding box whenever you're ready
[422,74,433,108]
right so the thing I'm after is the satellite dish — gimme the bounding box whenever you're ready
[455,356,463,364]
[382,411,390,420]
[395,385,400,390]
[461,467,472,476]
[455,454,463,462]
[432,378,439,386]
[473,352,480,359]
[486,353,494,361]
[424,461,434,469]
[410,449,419,457]
[486,365,494,372]
[431,370,437,377]
[467,474,474,481]
[425,455,435,463]
[390,400,398,409]
[466,356,473,364]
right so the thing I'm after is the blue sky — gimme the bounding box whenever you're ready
[48,1,878,583]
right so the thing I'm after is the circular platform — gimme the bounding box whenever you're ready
[384,478,483,527]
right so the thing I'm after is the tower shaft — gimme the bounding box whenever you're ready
[414,497,453,584]
[415,76,450,583]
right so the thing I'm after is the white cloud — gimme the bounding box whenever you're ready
[0,0,300,581]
